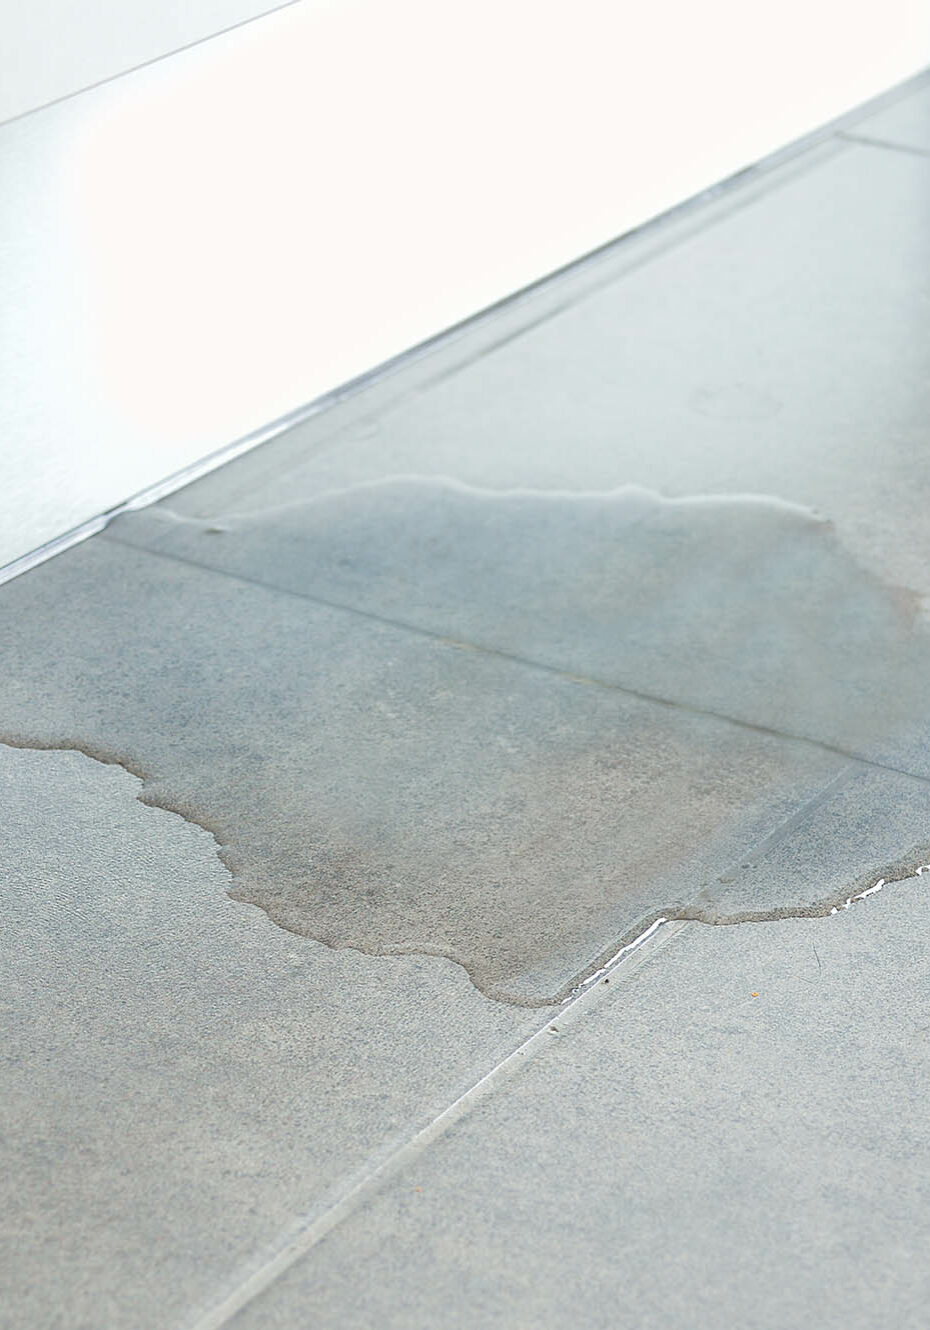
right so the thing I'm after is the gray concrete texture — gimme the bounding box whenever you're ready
[229,880,930,1330]
[2,71,930,1329]
[110,481,930,757]
[0,743,533,1330]
[0,533,854,1004]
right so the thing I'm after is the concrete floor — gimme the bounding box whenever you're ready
[2,77,930,1329]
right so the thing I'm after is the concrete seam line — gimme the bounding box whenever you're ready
[182,919,692,1330]
[98,531,930,795]
[836,129,930,159]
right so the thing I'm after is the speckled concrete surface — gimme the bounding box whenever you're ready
[227,877,930,1330]
[2,74,930,1330]
[0,744,534,1330]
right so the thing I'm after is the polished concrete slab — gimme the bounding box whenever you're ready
[114,121,930,782]
[0,743,533,1330]
[109,479,930,762]
[3,74,930,1330]
[0,535,856,1006]
[227,878,930,1330]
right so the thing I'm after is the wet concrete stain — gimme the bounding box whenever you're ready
[1,734,927,1007]
[111,479,930,757]
[1,482,929,1004]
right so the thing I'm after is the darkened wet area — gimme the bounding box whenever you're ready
[4,133,930,1004]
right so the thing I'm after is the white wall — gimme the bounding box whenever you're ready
[2,0,929,568]
[0,0,295,123]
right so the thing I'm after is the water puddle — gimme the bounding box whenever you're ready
[116,478,930,757]
[3,480,930,1004]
